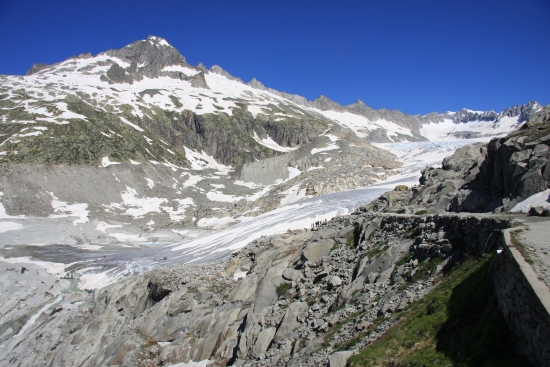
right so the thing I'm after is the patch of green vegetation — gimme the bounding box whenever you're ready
[345,224,361,249]
[402,229,416,239]
[415,210,429,215]
[395,253,412,267]
[338,330,369,350]
[276,282,292,297]
[348,255,529,367]
[322,322,344,348]
[397,256,446,290]
[391,253,414,281]
[365,241,389,259]
[169,95,183,108]
[0,98,188,165]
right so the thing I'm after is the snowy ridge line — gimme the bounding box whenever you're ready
[2,35,537,151]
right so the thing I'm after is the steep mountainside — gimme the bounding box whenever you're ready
[0,35,541,233]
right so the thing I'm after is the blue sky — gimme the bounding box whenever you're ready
[0,0,548,115]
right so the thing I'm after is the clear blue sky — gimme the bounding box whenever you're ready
[1,0,548,115]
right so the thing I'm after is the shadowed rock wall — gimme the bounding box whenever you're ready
[493,228,550,367]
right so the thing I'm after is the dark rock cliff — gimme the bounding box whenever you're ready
[366,105,550,214]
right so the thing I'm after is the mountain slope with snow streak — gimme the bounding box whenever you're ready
[0,35,541,236]
[2,36,540,163]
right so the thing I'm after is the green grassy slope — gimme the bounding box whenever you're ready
[348,255,530,367]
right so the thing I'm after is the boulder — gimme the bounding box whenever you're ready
[67,292,87,304]
[274,302,308,343]
[361,218,381,242]
[338,225,355,239]
[169,297,196,315]
[228,274,258,303]
[327,276,342,289]
[528,206,550,217]
[301,239,335,263]
[282,268,302,282]
[252,262,288,314]
[328,351,353,367]
[251,327,276,358]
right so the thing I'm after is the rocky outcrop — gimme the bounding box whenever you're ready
[102,36,190,80]
[476,109,550,209]
[366,106,550,215]
[239,154,293,184]
[0,212,510,367]
[25,63,50,76]
[210,65,244,83]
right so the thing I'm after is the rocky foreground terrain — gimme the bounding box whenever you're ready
[1,35,549,367]
[2,109,549,366]
[0,211,510,367]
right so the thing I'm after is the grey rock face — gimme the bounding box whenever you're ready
[301,239,335,263]
[328,351,353,367]
[327,275,342,288]
[366,107,550,215]
[209,64,244,83]
[103,36,188,79]
[0,212,511,367]
[25,63,50,75]
[239,154,292,184]
[273,301,308,343]
[251,327,276,358]
[282,268,302,282]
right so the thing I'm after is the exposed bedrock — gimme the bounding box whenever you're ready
[237,133,398,186]
[239,154,293,184]
[0,212,511,366]
[366,109,550,215]
[0,161,257,229]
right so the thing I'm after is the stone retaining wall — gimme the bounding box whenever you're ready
[493,228,550,367]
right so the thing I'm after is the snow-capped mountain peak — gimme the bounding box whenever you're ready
[1,35,542,172]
